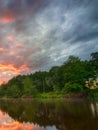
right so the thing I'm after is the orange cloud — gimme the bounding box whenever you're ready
[0,11,15,24]
[0,64,20,75]
[19,64,30,72]
[0,64,30,75]
[0,47,5,52]
[16,43,23,47]
[0,81,6,85]
[0,64,31,84]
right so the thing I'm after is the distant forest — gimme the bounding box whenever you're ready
[0,52,98,98]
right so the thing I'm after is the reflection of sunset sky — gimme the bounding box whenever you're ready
[0,110,33,130]
[0,0,98,84]
[0,110,57,130]
[0,110,48,130]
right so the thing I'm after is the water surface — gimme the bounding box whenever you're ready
[0,99,98,130]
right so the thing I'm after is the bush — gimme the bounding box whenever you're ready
[62,82,83,93]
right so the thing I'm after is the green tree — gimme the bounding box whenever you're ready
[23,77,38,97]
[91,52,98,61]
[62,82,83,93]
[90,52,98,77]
[61,56,92,86]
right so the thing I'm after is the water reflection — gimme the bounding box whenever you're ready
[0,110,38,130]
[0,110,33,129]
[0,110,57,130]
[90,101,98,117]
[0,99,98,130]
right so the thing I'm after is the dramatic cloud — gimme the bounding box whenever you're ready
[0,0,98,84]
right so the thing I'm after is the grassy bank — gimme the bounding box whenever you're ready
[38,89,98,99]
[36,91,87,99]
[37,92,64,98]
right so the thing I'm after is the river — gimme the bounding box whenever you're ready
[0,99,98,130]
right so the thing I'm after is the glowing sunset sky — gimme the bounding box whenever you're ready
[0,0,98,84]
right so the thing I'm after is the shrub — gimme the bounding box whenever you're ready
[62,82,83,93]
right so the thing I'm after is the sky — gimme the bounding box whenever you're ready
[0,0,98,84]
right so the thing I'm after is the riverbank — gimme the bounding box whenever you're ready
[0,90,98,99]
[38,90,98,99]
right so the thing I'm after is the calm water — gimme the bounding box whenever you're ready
[0,99,98,130]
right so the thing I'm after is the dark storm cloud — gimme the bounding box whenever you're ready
[0,0,98,82]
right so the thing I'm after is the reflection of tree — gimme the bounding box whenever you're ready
[90,102,98,117]
[0,100,98,130]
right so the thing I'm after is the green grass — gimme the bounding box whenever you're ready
[38,92,64,99]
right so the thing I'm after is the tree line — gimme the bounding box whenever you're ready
[0,52,98,98]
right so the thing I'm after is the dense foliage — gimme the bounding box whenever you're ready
[0,52,98,98]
